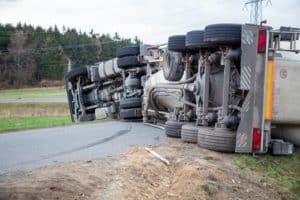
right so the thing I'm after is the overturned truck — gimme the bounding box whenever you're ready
[65,23,300,155]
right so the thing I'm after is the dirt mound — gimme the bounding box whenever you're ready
[0,140,287,200]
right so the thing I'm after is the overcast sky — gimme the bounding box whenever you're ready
[1,0,299,43]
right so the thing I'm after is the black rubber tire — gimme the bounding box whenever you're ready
[65,67,88,123]
[65,66,88,82]
[181,123,199,143]
[185,30,209,49]
[80,113,95,122]
[119,108,142,119]
[65,81,76,122]
[163,51,185,81]
[116,46,140,58]
[168,35,187,52]
[165,120,183,138]
[204,24,242,45]
[119,97,142,109]
[197,127,236,152]
[117,56,141,69]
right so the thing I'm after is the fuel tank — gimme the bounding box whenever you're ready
[98,58,121,80]
[88,58,122,81]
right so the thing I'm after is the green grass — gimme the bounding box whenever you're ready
[0,87,66,99]
[234,149,300,199]
[0,116,72,133]
[217,165,228,173]
[0,102,110,133]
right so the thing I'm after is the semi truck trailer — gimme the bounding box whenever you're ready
[65,23,300,155]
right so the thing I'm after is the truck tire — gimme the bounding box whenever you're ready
[65,83,76,122]
[163,51,185,81]
[186,30,208,49]
[168,35,187,52]
[65,66,88,82]
[165,120,183,138]
[117,56,141,69]
[197,127,236,152]
[119,107,142,119]
[65,67,88,123]
[119,97,142,109]
[204,24,242,45]
[80,113,95,122]
[181,123,198,143]
[116,46,140,58]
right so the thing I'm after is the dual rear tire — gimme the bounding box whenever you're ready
[204,23,242,45]
[119,107,142,119]
[116,46,143,69]
[165,120,183,138]
[119,97,142,120]
[164,120,236,152]
[181,123,198,143]
[184,24,242,51]
[197,127,236,152]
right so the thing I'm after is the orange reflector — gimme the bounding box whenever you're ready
[264,60,274,120]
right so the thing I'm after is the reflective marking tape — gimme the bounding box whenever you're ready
[264,60,274,120]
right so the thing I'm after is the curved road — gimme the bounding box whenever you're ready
[0,121,165,174]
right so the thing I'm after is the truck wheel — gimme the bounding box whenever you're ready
[116,46,140,58]
[185,30,211,49]
[65,66,88,82]
[117,56,141,69]
[65,83,76,122]
[80,113,95,122]
[65,67,88,123]
[165,120,183,138]
[163,51,185,81]
[204,24,242,45]
[181,123,199,143]
[120,98,142,109]
[197,127,236,152]
[119,107,142,119]
[168,35,187,52]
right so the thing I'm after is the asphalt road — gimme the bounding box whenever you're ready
[0,97,67,103]
[0,121,165,174]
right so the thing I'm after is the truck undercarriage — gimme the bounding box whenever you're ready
[65,23,300,154]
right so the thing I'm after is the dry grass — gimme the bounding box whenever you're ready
[0,103,69,118]
[0,141,290,200]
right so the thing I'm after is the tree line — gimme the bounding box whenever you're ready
[0,23,141,88]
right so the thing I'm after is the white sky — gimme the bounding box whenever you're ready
[0,0,300,44]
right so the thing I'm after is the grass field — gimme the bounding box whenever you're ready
[0,87,66,99]
[0,116,72,133]
[0,103,69,118]
[234,149,300,199]
[0,102,71,132]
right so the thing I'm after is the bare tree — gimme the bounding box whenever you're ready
[5,31,37,86]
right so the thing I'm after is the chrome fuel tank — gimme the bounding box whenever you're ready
[88,58,121,81]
